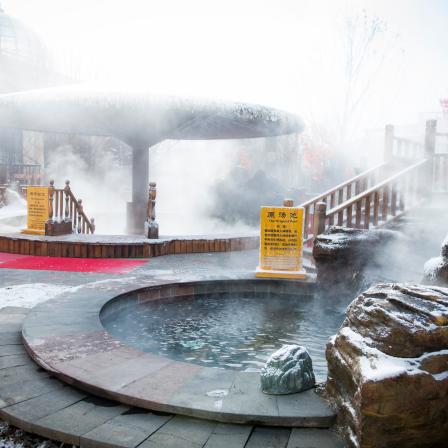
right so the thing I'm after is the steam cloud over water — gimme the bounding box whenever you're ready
[0,0,447,236]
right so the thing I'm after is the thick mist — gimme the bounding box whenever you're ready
[1,0,447,236]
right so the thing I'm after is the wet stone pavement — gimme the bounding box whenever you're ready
[0,249,346,447]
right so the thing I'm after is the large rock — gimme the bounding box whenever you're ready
[260,345,315,394]
[442,233,448,258]
[313,226,399,262]
[424,256,448,285]
[423,233,448,285]
[326,283,448,448]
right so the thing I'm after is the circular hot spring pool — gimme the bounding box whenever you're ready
[100,280,351,381]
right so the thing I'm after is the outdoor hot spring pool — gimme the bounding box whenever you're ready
[101,282,352,381]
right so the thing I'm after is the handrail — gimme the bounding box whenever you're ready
[433,153,448,193]
[48,180,95,234]
[300,162,389,241]
[393,136,423,146]
[300,163,384,208]
[327,159,427,216]
[304,120,444,243]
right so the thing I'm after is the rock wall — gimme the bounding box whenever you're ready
[326,283,448,448]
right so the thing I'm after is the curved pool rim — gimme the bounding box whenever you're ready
[21,276,335,427]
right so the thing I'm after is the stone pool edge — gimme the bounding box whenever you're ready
[21,275,335,427]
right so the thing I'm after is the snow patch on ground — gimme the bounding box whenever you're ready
[0,284,75,309]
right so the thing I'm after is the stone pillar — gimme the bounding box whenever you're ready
[127,144,149,234]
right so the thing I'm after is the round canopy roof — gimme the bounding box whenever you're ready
[0,85,304,147]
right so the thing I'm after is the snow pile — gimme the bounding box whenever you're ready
[0,284,74,309]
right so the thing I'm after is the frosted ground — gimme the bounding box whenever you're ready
[0,284,74,309]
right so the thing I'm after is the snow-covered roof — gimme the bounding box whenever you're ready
[0,85,304,147]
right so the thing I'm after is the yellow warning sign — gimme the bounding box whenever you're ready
[256,206,306,279]
[22,186,49,235]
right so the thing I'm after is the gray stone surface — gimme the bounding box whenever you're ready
[203,423,252,448]
[81,410,171,448]
[261,345,315,395]
[0,376,64,409]
[0,299,345,448]
[21,275,329,426]
[2,386,86,432]
[245,427,291,448]
[0,345,25,356]
[138,416,216,448]
[0,354,31,369]
[287,429,345,448]
[32,398,129,445]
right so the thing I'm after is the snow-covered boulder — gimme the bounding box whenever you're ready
[424,256,448,285]
[260,345,315,394]
[313,226,399,262]
[326,283,448,448]
[423,234,448,285]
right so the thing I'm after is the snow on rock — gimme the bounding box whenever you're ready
[0,284,75,309]
[423,233,448,285]
[312,226,400,262]
[423,256,447,282]
[326,282,448,448]
[442,234,448,258]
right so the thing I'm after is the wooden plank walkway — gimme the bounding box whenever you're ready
[0,307,345,447]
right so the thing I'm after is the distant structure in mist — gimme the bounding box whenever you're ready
[0,3,60,183]
[0,3,129,187]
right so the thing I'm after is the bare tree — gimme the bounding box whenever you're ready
[340,9,399,142]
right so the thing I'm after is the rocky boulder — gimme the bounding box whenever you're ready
[313,226,399,262]
[326,283,448,448]
[260,345,315,394]
[423,233,448,286]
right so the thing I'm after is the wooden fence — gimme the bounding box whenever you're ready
[301,163,386,241]
[313,159,427,235]
[47,180,95,234]
[303,119,446,243]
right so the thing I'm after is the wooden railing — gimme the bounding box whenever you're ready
[302,163,387,242]
[48,180,95,234]
[145,181,159,238]
[384,124,424,161]
[433,154,448,193]
[317,159,427,232]
[303,120,441,243]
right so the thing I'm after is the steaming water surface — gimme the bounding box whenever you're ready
[102,291,350,381]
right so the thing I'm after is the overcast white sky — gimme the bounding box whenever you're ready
[3,0,448,137]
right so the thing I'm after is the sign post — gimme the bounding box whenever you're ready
[21,186,49,235]
[255,200,306,279]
